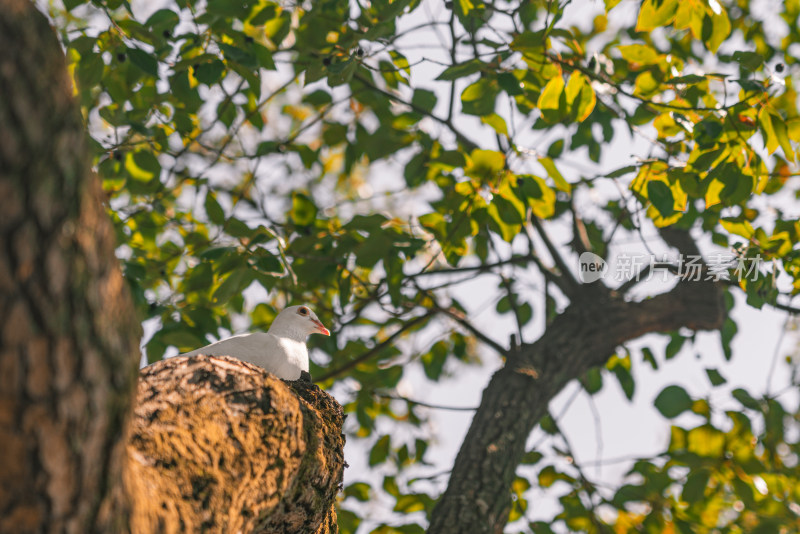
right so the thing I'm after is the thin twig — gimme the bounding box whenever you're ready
[766,314,790,395]
[316,313,432,382]
[375,392,478,411]
[353,72,480,151]
[432,301,508,355]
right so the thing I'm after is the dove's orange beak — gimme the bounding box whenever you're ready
[312,319,330,336]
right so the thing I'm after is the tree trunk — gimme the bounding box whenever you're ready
[0,1,141,532]
[127,356,345,534]
[0,3,346,533]
[429,231,726,533]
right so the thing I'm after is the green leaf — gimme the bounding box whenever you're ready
[682,468,710,502]
[125,150,161,183]
[75,51,104,90]
[732,388,761,410]
[436,59,484,81]
[290,192,317,226]
[647,181,675,217]
[421,341,448,380]
[665,74,707,85]
[355,232,393,269]
[145,8,179,31]
[581,367,603,395]
[343,482,371,502]
[732,50,764,71]
[411,89,437,114]
[158,327,208,352]
[720,317,737,360]
[204,192,225,224]
[127,47,159,76]
[194,59,226,85]
[641,347,658,370]
[521,450,544,465]
[64,0,87,10]
[461,78,498,116]
[212,268,253,305]
[369,435,391,466]
[665,333,686,360]
[219,42,257,69]
[608,353,635,400]
[705,368,727,387]
[207,0,251,18]
[654,385,693,418]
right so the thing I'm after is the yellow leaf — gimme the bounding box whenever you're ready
[720,218,755,239]
[687,425,725,457]
[772,114,796,161]
[787,118,800,142]
[480,113,508,135]
[705,178,725,207]
[634,71,660,98]
[674,0,704,37]
[636,0,679,32]
[466,149,505,180]
[538,157,570,192]
[705,8,731,53]
[518,174,556,219]
[565,72,596,121]
[654,113,683,137]
[618,44,661,66]
[648,204,683,227]
[758,106,779,154]
[537,75,565,122]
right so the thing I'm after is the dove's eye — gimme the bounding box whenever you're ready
[298,307,309,316]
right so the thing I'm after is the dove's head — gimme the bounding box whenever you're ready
[268,305,330,341]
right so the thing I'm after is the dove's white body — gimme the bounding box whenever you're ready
[180,332,310,379]
[179,305,329,380]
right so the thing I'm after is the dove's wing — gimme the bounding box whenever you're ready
[180,332,306,380]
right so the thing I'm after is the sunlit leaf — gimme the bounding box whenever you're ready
[636,0,679,32]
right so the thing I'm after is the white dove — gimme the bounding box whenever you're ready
[180,305,330,380]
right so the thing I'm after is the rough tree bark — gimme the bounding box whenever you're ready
[0,3,346,533]
[428,229,726,533]
[126,356,345,534]
[0,1,141,532]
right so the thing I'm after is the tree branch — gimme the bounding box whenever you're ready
[529,217,581,294]
[428,229,726,533]
[408,255,536,278]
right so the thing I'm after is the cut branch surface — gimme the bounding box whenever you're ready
[127,356,345,534]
